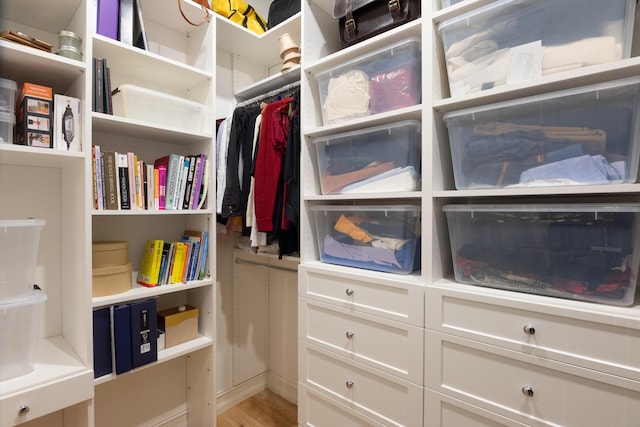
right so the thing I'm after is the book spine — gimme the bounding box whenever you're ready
[118,153,131,210]
[101,58,110,114]
[182,155,197,209]
[104,151,119,210]
[158,165,167,210]
[95,145,104,210]
[199,231,209,280]
[96,0,119,40]
[92,145,99,209]
[190,154,206,209]
[176,157,190,210]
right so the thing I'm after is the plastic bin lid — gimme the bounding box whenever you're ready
[313,36,421,79]
[114,84,207,109]
[442,75,640,121]
[0,78,17,90]
[443,203,640,213]
[0,111,16,123]
[312,120,421,144]
[0,218,46,229]
[437,0,540,32]
[311,204,421,212]
[0,288,47,308]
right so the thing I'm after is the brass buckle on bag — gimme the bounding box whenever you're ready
[388,0,401,17]
[345,18,356,35]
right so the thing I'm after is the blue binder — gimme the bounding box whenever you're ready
[113,304,133,374]
[92,307,112,378]
[130,299,157,368]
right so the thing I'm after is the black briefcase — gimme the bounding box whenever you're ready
[333,0,420,49]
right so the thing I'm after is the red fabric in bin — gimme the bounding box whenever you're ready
[369,65,419,115]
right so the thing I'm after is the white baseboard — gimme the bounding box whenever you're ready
[216,373,268,414]
[216,372,299,414]
[267,371,298,405]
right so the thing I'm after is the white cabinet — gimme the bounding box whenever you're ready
[298,0,425,423]
[1,0,217,425]
[0,1,93,425]
[426,0,640,426]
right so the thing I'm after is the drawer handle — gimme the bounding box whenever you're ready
[522,386,534,397]
[346,380,354,388]
[523,325,536,335]
[346,331,354,339]
[345,288,354,296]
[18,405,30,416]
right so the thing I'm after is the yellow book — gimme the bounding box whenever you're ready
[170,241,187,284]
[136,239,163,286]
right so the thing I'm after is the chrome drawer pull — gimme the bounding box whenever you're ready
[346,331,354,338]
[346,380,354,388]
[18,405,30,416]
[345,288,354,296]
[523,325,536,335]
[522,386,534,397]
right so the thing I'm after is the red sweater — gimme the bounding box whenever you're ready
[254,97,293,232]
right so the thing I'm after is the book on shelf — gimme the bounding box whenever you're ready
[197,158,210,210]
[93,58,103,113]
[169,241,187,284]
[182,155,197,210]
[199,230,209,279]
[92,145,99,210]
[100,150,108,209]
[175,156,190,210]
[154,154,182,210]
[157,242,172,285]
[182,229,204,281]
[117,152,131,210]
[126,152,136,210]
[94,145,104,210]
[133,0,148,50]
[190,154,207,209]
[137,239,164,287]
[157,165,167,210]
[119,0,134,45]
[97,0,119,40]
[103,150,119,210]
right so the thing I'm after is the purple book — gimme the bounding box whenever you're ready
[190,154,207,209]
[97,0,119,40]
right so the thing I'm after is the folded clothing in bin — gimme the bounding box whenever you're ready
[444,204,640,305]
[313,205,421,274]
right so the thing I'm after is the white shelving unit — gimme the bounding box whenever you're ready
[1,0,217,425]
[425,0,640,425]
[298,0,426,424]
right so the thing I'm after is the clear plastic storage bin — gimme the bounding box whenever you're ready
[443,204,640,306]
[311,205,421,274]
[0,78,17,112]
[441,0,463,8]
[0,111,15,144]
[444,77,640,189]
[0,288,47,380]
[314,37,421,125]
[112,84,208,133]
[312,120,421,194]
[0,219,46,299]
[438,0,636,97]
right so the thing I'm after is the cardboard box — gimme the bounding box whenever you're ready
[92,262,132,297]
[157,305,199,348]
[16,82,53,148]
[92,240,129,268]
[53,94,81,151]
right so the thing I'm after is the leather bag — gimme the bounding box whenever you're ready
[268,0,300,28]
[333,0,420,48]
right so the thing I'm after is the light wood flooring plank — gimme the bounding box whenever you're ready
[217,389,297,427]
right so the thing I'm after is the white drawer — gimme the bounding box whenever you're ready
[426,284,640,381]
[425,389,529,427]
[425,330,640,427]
[299,341,423,427]
[298,383,387,427]
[299,298,424,384]
[299,264,424,326]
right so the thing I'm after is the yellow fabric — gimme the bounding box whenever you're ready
[213,0,268,34]
[334,215,373,244]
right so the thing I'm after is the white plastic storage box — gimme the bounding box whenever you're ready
[443,204,640,306]
[313,120,421,194]
[444,77,640,189]
[0,78,17,112]
[314,37,421,125]
[0,219,46,299]
[438,0,636,97]
[311,205,421,274]
[0,288,47,380]
[112,84,208,133]
[0,111,15,144]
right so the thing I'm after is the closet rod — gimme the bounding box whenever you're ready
[235,80,301,108]
[234,257,298,273]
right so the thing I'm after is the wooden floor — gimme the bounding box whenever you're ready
[216,389,298,427]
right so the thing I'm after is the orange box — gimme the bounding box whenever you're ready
[16,82,53,147]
